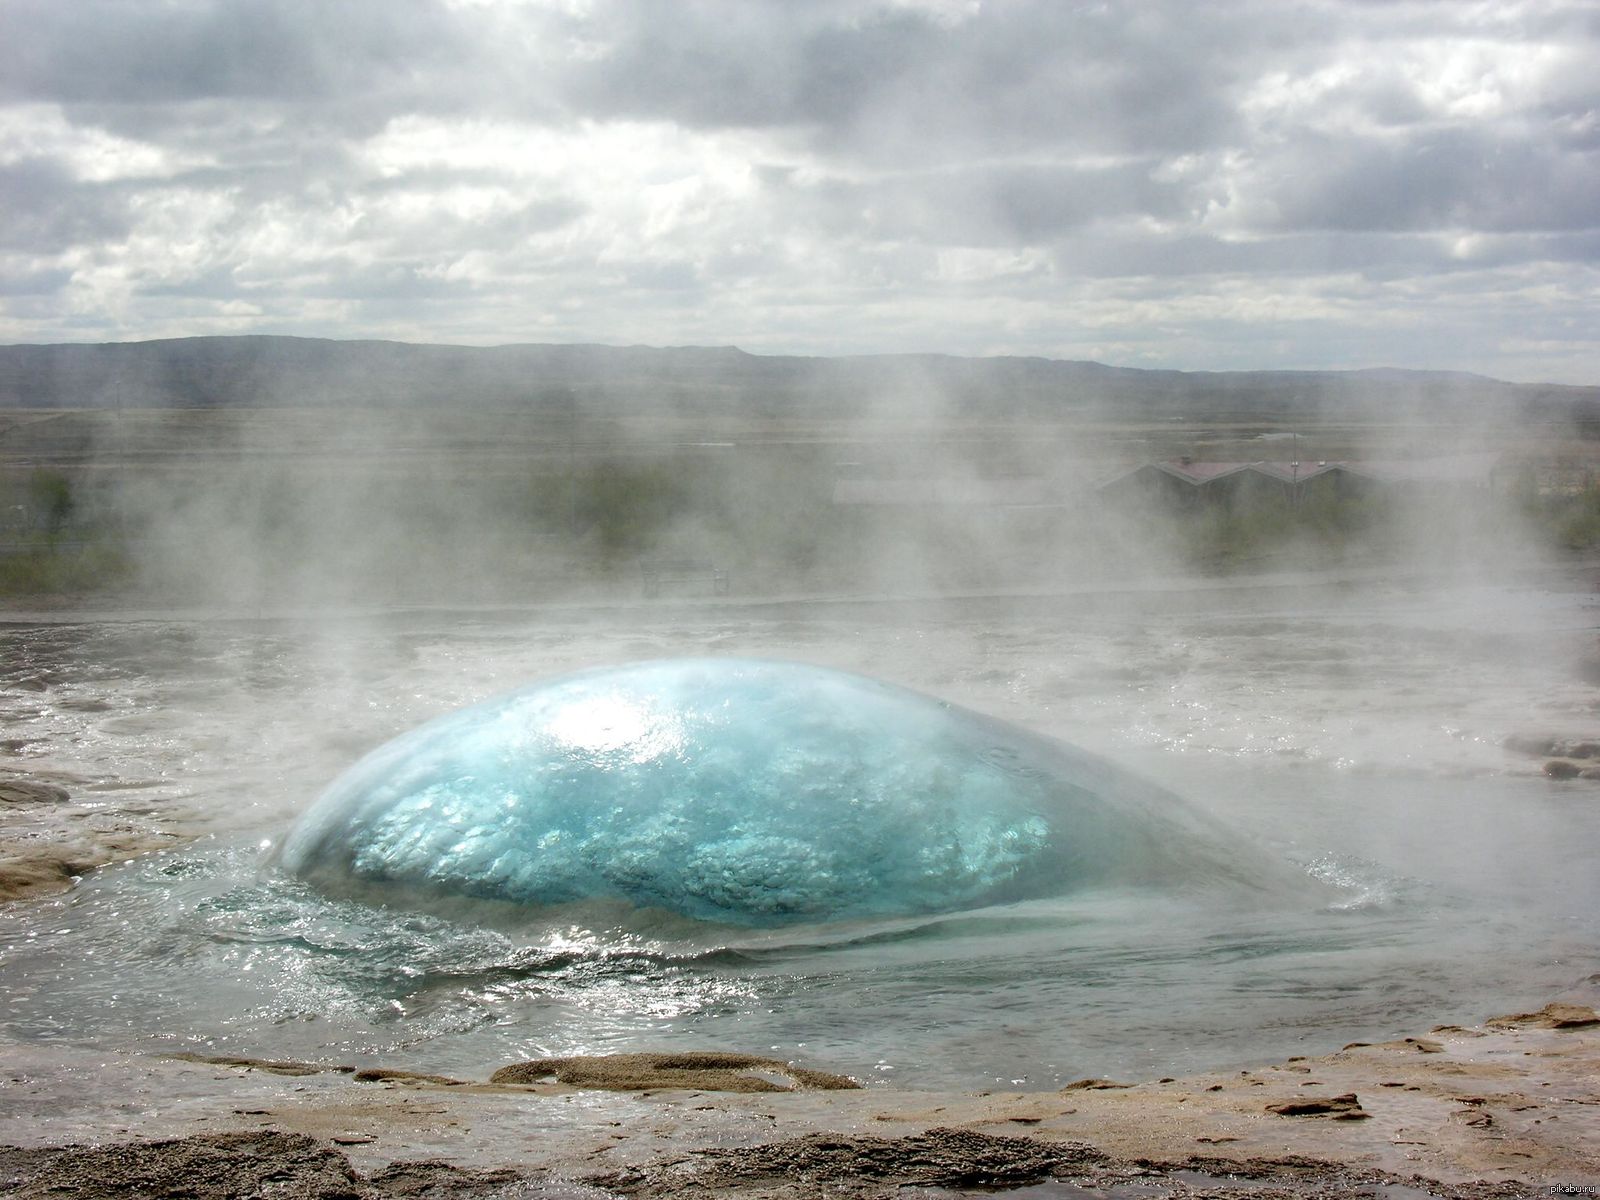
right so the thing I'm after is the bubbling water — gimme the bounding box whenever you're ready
[3,587,1598,1091]
[280,659,1292,925]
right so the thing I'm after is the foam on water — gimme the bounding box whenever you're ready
[280,659,1282,925]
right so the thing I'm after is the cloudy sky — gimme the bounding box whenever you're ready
[1,0,1596,382]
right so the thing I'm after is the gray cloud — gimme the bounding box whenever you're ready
[0,265,72,297]
[0,0,1595,382]
[0,158,131,251]
[1,0,467,106]
[549,0,1252,161]
[1259,128,1600,234]
[763,161,1192,246]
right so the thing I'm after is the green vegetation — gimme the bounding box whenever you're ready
[6,414,1600,605]
[570,456,698,562]
[0,540,131,598]
[0,469,130,597]
[1527,480,1600,552]
[26,469,76,533]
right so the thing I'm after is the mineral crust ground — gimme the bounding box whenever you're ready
[1,1001,1595,1198]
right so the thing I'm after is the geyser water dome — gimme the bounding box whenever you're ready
[281,659,1275,924]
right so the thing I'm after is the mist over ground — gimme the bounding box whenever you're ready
[1,337,1595,609]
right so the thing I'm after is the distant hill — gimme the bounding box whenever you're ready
[0,335,1595,422]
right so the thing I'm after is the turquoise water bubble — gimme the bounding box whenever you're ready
[280,659,1262,924]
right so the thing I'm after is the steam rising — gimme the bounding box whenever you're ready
[0,338,1571,610]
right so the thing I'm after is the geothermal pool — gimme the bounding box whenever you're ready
[3,578,1599,1090]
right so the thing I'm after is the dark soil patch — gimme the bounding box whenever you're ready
[0,1132,528,1199]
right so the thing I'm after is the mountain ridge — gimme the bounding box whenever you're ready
[0,335,1591,420]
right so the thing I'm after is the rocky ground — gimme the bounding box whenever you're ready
[1,1002,1595,1198]
[0,767,185,903]
[1505,733,1600,782]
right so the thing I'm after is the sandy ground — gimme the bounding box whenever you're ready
[1,1001,1595,1197]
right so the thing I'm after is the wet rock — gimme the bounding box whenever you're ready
[56,698,113,713]
[1060,1078,1136,1091]
[0,779,70,805]
[1506,734,1600,759]
[1265,1092,1370,1119]
[0,856,72,901]
[351,1068,465,1086]
[0,848,102,902]
[165,1052,356,1077]
[1486,1002,1600,1029]
[1542,759,1581,779]
[1,829,180,903]
[489,1051,859,1092]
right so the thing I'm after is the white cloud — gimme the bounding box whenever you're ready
[0,104,207,181]
[0,0,1595,382]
